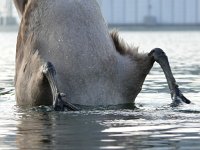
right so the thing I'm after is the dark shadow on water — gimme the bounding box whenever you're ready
[15,106,121,150]
[0,88,14,96]
[1,100,200,150]
[74,103,137,111]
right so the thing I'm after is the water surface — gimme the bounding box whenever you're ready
[0,31,200,150]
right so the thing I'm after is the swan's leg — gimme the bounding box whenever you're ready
[149,48,191,106]
[42,62,79,111]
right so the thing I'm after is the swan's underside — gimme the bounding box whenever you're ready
[14,0,191,111]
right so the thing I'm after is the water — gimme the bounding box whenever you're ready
[0,30,200,150]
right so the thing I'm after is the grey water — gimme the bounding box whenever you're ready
[0,30,200,150]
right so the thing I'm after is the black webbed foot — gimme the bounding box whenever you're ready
[53,93,64,111]
[171,85,191,107]
[43,62,79,111]
[149,48,191,107]
[54,93,80,111]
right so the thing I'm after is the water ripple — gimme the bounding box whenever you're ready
[0,31,200,150]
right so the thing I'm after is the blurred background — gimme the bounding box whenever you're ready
[0,0,200,30]
[0,0,18,31]
[99,0,200,26]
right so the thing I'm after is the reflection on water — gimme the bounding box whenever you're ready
[0,31,200,150]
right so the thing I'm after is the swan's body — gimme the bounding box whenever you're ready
[14,0,190,110]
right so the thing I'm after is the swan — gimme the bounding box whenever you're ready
[13,0,190,111]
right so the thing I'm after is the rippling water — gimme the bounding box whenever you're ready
[0,30,200,150]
